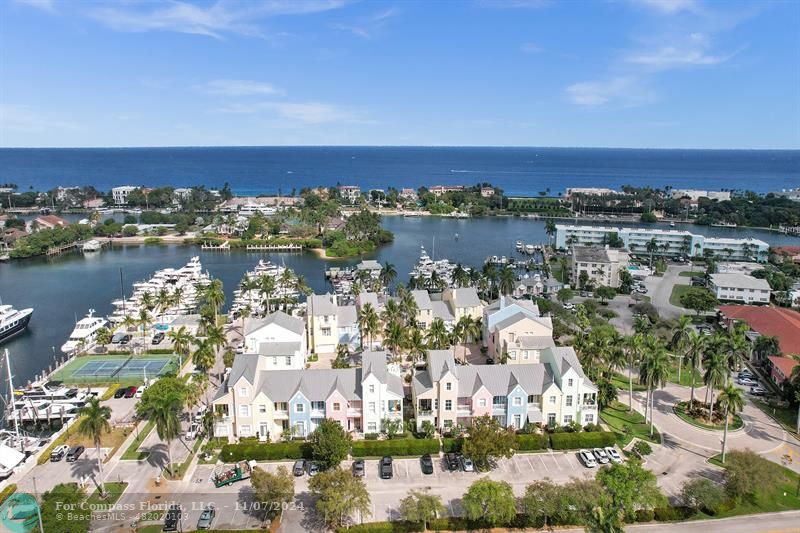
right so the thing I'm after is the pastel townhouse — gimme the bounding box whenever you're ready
[411,348,597,432]
[307,294,339,354]
[442,287,483,322]
[213,351,403,441]
[411,289,482,331]
[242,311,307,370]
[485,306,554,364]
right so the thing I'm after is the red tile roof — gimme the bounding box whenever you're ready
[768,356,799,378]
[773,246,800,256]
[719,305,800,355]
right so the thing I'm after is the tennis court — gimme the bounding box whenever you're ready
[51,354,179,384]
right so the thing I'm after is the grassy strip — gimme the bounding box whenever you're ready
[37,417,85,465]
[599,401,661,447]
[611,372,647,392]
[667,363,703,387]
[669,284,694,307]
[678,270,701,277]
[751,399,798,437]
[86,482,127,509]
[166,436,206,480]
[673,403,744,431]
[121,420,155,460]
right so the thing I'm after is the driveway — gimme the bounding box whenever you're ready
[646,265,690,320]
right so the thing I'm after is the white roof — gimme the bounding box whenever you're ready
[710,273,771,291]
[0,444,25,470]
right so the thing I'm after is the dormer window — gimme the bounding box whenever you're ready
[238,387,247,397]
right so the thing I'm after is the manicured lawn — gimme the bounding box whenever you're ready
[706,454,800,517]
[674,402,744,431]
[611,372,647,392]
[752,399,798,436]
[64,425,132,463]
[667,362,703,387]
[679,270,702,277]
[121,420,155,460]
[87,482,127,509]
[599,401,661,446]
[669,284,694,307]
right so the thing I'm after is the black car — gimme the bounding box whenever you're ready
[380,456,393,479]
[111,332,131,345]
[124,386,137,398]
[162,504,182,532]
[420,454,434,475]
[445,452,460,471]
[152,332,165,345]
[66,445,85,462]
[293,459,306,476]
[352,459,365,477]
[113,387,127,399]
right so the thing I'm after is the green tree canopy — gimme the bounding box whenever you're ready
[680,287,719,316]
[461,477,517,527]
[398,489,446,529]
[251,465,295,520]
[309,418,352,470]
[462,414,517,471]
[308,467,371,529]
[595,459,665,520]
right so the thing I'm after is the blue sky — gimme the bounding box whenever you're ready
[1,0,798,148]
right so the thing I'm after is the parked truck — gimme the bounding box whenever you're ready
[212,460,255,487]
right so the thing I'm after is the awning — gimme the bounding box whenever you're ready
[0,443,25,470]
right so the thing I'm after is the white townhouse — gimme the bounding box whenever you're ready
[571,246,629,288]
[243,311,307,368]
[709,273,772,304]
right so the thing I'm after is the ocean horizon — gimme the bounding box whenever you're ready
[1,146,798,197]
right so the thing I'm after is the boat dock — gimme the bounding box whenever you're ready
[245,243,303,252]
[46,238,110,256]
[201,241,230,251]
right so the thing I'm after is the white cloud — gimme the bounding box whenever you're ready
[215,101,360,124]
[13,0,56,13]
[333,6,399,39]
[565,77,655,108]
[626,33,735,70]
[520,42,542,53]
[633,0,698,14]
[198,79,281,96]
[0,104,77,133]
[89,0,348,39]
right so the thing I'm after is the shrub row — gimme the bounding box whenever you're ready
[442,438,463,453]
[516,433,549,451]
[337,522,423,533]
[220,441,312,462]
[0,484,17,505]
[549,431,616,450]
[351,439,439,458]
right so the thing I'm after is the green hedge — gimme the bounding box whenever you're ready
[0,484,17,505]
[516,433,549,451]
[220,441,312,462]
[549,431,616,450]
[442,438,463,453]
[336,522,423,533]
[351,439,439,458]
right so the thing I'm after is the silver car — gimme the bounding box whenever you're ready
[197,505,215,530]
[592,448,610,464]
[605,447,623,464]
[578,449,597,468]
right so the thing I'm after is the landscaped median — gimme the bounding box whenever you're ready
[600,400,662,446]
[674,401,744,431]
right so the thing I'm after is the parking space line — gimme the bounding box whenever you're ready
[567,454,576,470]
[538,455,549,471]
[404,461,409,478]
[525,456,535,472]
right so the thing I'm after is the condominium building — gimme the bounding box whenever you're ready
[412,288,483,331]
[212,351,403,441]
[112,186,137,205]
[571,246,629,288]
[411,348,597,432]
[337,185,361,203]
[555,225,768,262]
[709,273,771,304]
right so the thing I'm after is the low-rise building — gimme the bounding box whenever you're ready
[112,186,137,205]
[480,187,495,197]
[571,246,629,288]
[709,274,771,304]
[718,305,800,363]
[33,215,69,230]
[429,185,464,197]
[399,188,418,201]
[766,356,799,388]
[243,311,307,370]
[441,287,482,322]
[212,350,403,441]
[338,185,361,203]
[671,189,731,202]
[307,293,339,354]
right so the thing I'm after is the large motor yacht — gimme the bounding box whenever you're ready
[60,309,107,353]
[0,304,34,344]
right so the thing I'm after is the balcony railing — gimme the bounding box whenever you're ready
[581,403,598,410]
[346,407,362,417]
[417,409,433,416]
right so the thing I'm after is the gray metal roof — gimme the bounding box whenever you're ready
[337,305,357,328]
[244,310,305,336]
[412,371,433,396]
[515,335,556,350]
[450,287,481,308]
[362,350,389,382]
[494,311,552,333]
[257,341,301,356]
[357,260,382,271]
[428,350,457,381]
[357,292,379,310]
[411,290,432,310]
[544,346,584,378]
[456,363,552,397]
[431,301,454,322]
[309,293,337,316]
[572,246,613,263]
[228,353,260,386]
[710,273,771,291]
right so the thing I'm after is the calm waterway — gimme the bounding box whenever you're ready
[1,216,797,385]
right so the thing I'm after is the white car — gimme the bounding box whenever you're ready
[592,447,610,464]
[563,303,575,310]
[738,377,758,387]
[185,422,200,440]
[750,386,767,396]
[578,449,597,468]
[605,447,623,464]
[135,386,146,399]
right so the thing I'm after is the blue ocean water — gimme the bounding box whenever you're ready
[0,147,798,196]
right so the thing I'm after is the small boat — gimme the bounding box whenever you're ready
[455,233,459,240]
[669,222,675,228]
[515,241,523,251]
[525,244,535,255]
[711,222,738,228]
[82,239,102,252]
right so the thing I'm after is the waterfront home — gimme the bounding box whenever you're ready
[212,350,403,441]
[411,348,597,432]
[112,186,137,205]
[410,289,472,331]
[400,188,418,201]
[33,215,69,230]
[429,185,464,196]
[338,185,361,203]
[307,293,339,354]
[571,246,629,289]
[670,189,731,203]
[480,187,495,197]
[709,273,771,305]
[482,296,542,343]
[243,311,307,370]
[441,287,482,322]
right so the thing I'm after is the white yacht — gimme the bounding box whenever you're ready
[82,239,102,252]
[60,309,107,353]
[0,304,34,344]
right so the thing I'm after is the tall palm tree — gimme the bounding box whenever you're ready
[140,291,154,312]
[400,292,418,325]
[405,327,428,363]
[240,276,259,303]
[295,274,312,297]
[205,324,227,354]
[544,219,557,247]
[670,315,694,383]
[383,320,405,363]
[203,279,225,325]
[167,326,194,359]
[137,308,151,346]
[685,331,706,405]
[279,268,295,293]
[452,264,470,288]
[76,397,111,496]
[137,390,183,477]
[718,382,745,463]
[498,266,515,296]
[380,262,397,288]
[239,305,252,339]
[192,340,216,372]
[156,287,172,322]
[624,334,643,412]
[381,299,403,328]
[259,275,276,314]
[639,335,671,436]
[723,323,750,373]
[357,303,379,350]
[702,350,728,423]
[426,318,451,350]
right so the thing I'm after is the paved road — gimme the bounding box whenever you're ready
[557,510,800,533]
[646,264,690,320]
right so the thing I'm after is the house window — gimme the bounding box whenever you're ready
[285,356,292,366]
[369,402,376,413]
[523,351,529,360]
[333,402,341,411]
[321,327,331,335]
[566,395,573,407]
[585,414,594,423]
[478,398,487,407]
[369,384,375,393]
[528,395,540,404]
[295,403,304,413]
[311,401,325,412]
[568,378,573,387]
[509,350,517,359]
[259,404,267,413]
[446,382,452,391]
[367,422,377,432]
[445,400,452,411]
[547,413,556,426]
[513,397,522,406]
[514,414,521,428]
[563,415,573,424]
[492,396,506,406]
[240,424,251,436]
[239,405,250,417]
[238,387,248,397]
[272,357,277,366]
[549,396,556,404]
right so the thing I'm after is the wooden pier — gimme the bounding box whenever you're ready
[46,238,111,256]
[201,241,230,251]
[246,243,303,252]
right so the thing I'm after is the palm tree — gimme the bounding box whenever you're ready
[753,335,781,362]
[545,219,557,247]
[357,303,379,350]
[192,340,216,372]
[203,279,225,325]
[258,275,276,314]
[240,276,259,303]
[279,268,295,293]
[137,390,183,477]
[380,262,397,288]
[685,331,706,405]
[427,271,443,291]
[718,382,745,463]
[400,291,418,323]
[156,288,172,322]
[167,325,194,359]
[624,334,643,412]
[76,397,111,496]
[498,266,515,296]
[238,305,252,338]
[140,291,155,312]
[670,315,694,383]
[205,324,227,354]
[333,344,350,369]
[702,350,727,423]
[639,335,671,436]
[452,264,470,288]
[381,299,403,328]
[295,274,312,297]
[405,327,428,363]
[426,318,450,350]
[137,308,151,346]
[645,237,658,267]
[383,320,405,363]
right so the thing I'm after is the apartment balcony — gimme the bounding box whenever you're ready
[346,407,362,417]
[581,403,598,411]
[457,407,472,416]
[311,409,325,417]
[417,409,434,417]
[491,406,507,415]
[273,410,289,419]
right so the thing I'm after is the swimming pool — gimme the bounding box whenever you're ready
[154,323,169,331]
